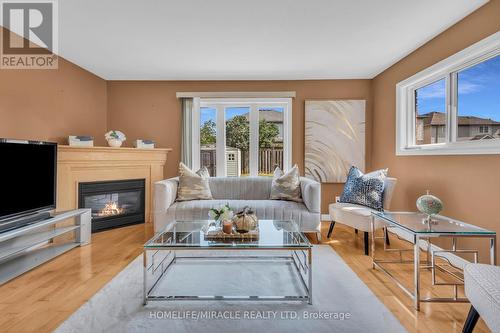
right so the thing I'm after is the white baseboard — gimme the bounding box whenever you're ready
[321,214,331,222]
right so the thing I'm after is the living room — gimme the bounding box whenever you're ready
[0,1,499,332]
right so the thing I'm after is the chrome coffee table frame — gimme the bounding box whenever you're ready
[143,220,312,305]
[370,212,496,311]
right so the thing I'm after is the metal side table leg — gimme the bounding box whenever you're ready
[308,247,313,305]
[491,236,497,266]
[370,215,376,269]
[414,235,420,311]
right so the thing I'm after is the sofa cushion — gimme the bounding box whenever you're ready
[208,177,272,200]
[270,165,302,202]
[339,166,387,211]
[329,202,379,232]
[177,163,213,201]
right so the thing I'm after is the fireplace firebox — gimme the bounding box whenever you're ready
[78,179,145,232]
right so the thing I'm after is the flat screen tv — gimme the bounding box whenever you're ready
[0,139,57,232]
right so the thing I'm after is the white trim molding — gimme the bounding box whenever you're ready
[396,31,500,156]
[176,91,296,99]
[194,97,292,177]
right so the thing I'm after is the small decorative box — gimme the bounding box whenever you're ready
[68,135,94,147]
[134,139,155,149]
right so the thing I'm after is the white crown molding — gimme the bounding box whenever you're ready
[176,91,296,99]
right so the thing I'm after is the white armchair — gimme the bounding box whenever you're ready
[463,263,500,333]
[327,177,397,255]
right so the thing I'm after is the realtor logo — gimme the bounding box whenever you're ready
[1,0,58,69]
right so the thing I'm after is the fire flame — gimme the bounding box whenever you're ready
[97,202,124,217]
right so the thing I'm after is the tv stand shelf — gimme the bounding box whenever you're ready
[0,209,91,285]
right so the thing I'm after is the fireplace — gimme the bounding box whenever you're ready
[78,179,145,232]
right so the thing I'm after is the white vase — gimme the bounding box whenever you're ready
[107,138,123,147]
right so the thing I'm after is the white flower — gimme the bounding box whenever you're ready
[105,130,126,142]
[208,210,216,219]
[220,210,234,221]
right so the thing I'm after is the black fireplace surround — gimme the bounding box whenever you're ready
[78,179,145,232]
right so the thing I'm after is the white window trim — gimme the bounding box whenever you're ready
[396,31,500,156]
[192,97,292,176]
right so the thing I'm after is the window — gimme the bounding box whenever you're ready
[415,79,447,145]
[396,32,500,155]
[199,107,217,176]
[193,98,291,176]
[479,126,490,134]
[258,107,284,175]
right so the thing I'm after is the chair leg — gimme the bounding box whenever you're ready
[364,231,369,255]
[385,227,390,246]
[327,221,335,238]
[462,306,480,333]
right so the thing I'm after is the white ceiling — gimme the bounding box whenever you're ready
[58,0,488,80]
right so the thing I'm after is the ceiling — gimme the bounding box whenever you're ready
[57,0,488,80]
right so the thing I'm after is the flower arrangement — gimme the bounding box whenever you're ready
[208,204,234,222]
[105,130,126,147]
[105,130,126,141]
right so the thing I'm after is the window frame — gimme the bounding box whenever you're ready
[396,31,500,155]
[192,97,292,176]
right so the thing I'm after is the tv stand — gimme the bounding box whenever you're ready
[0,211,52,234]
[0,209,91,285]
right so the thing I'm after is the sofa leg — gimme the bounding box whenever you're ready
[385,227,390,246]
[327,221,335,238]
[364,232,369,255]
[316,232,322,243]
[462,306,480,333]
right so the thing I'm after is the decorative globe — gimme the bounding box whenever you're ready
[416,191,443,216]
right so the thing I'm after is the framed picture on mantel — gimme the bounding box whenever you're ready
[304,99,365,183]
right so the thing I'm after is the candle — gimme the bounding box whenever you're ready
[222,220,233,234]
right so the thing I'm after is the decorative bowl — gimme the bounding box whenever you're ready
[107,138,123,147]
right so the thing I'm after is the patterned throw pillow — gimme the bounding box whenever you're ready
[270,165,302,202]
[339,166,387,211]
[176,163,213,201]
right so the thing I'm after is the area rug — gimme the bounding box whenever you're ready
[54,246,406,333]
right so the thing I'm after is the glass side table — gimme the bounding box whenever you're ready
[371,211,496,310]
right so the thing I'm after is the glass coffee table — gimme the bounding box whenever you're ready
[143,220,312,305]
[371,211,496,310]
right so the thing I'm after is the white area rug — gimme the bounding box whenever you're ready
[55,246,406,333]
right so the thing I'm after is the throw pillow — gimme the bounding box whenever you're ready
[270,165,302,202]
[176,162,213,201]
[339,166,387,211]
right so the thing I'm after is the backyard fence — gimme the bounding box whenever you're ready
[201,148,283,176]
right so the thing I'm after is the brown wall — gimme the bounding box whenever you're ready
[372,0,500,261]
[0,41,108,145]
[107,80,373,213]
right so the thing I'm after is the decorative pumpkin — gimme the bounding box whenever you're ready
[416,190,443,217]
[233,206,258,233]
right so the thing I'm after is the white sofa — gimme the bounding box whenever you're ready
[154,176,321,237]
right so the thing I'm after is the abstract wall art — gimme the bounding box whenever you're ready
[304,100,365,183]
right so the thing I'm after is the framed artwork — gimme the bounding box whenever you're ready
[304,100,365,183]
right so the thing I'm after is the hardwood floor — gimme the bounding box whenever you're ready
[0,221,490,333]
[0,223,153,333]
[319,222,489,333]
